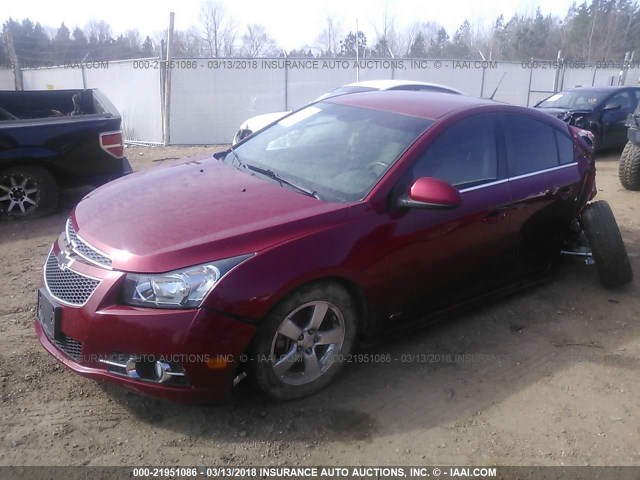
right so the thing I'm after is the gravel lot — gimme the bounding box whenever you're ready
[0,145,638,467]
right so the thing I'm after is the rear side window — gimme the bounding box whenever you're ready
[555,130,575,165]
[502,115,558,176]
[411,115,498,188]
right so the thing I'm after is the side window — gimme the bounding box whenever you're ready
[412,115,498,188]
[555,130,575,165]
[502,115,558,176]
[633,89,640,105]
[608,91,633,111]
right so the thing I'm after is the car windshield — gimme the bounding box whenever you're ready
[537,90,609,109]
[228,102,433,202]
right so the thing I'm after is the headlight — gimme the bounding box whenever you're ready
[122,254,253,308]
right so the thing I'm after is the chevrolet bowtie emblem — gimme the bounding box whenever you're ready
[56,247,74,270]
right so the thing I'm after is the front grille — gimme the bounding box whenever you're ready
[66,219,112,269]
[44,251,100,306]
[50,334,84,362]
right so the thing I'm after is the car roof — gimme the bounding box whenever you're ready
[564,86,639,92]
[325,90,496,120]
[343,79,462,94]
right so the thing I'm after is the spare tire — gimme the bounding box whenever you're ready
[619,142,640,191]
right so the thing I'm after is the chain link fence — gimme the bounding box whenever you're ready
[3,57,639,145]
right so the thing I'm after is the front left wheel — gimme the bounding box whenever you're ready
[250,282,358,401]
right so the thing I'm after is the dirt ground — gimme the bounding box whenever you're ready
[0,145,639,468]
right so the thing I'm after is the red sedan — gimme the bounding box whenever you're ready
[36,91,632,402]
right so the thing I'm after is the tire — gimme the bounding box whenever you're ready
[0,165,58,219]
[580,200,633,288]
[250,282,358,401]
[619,142,640,191]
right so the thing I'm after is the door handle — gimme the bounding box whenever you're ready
[556,186,573,200]
[483,209,507,224]
[551,185,573,200]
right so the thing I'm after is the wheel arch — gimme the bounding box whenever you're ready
[0,154,62,184]
[240,275,372,358]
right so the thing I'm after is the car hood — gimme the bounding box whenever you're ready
[73,155,349,273]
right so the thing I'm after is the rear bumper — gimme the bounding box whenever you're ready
[84,156,133,186]
[121,156,133,175]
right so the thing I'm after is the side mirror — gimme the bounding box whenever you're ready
[603,103,621,111]
[398,177,462,209]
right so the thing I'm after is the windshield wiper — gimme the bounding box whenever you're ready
[223,148,248,171]
[245,164,320,200]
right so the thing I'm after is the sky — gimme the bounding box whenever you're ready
[3,0,580,50]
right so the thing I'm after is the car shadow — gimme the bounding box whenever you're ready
[100,244,640,445]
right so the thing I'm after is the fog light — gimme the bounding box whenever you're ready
[125,358,140,379]
[154,361,172,383]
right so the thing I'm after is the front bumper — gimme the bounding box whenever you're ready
[35,243,257,404]
[628,127,640,146]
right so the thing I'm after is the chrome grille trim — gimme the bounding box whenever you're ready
[65,219,113,269]
[44,249,101,307]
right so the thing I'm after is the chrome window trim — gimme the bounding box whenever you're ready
[459,178,508,193]
[458,162,579,193]
[508,162,579,182]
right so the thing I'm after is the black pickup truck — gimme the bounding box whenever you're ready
[0,89,132,218]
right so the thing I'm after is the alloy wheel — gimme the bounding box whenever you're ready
[269,301,345,386]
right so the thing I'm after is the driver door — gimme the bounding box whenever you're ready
[369,114,515,326]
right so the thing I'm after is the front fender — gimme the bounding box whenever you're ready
[202,214,371,322]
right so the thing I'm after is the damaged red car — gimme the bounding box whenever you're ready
[35,91,632,403]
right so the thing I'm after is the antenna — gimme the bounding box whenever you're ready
[489,72,507,100]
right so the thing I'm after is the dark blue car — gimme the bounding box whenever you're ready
[535,86,640,151]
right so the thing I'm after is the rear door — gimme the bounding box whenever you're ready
[500,114,581,272]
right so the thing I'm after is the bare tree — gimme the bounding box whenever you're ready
[400,21,441,57]
[199,0,231,57]
[371,4,399,56]
[221,21,237,56]
[155,26,204,57]
[125,29,141,51]
[84,19,112,44]
[316,16,341,56]
[241,24,278,57]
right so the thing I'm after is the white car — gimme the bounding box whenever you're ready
[232,79,463,144]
